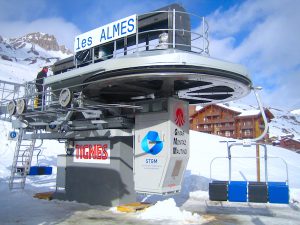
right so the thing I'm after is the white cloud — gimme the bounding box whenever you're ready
[0,0,47,21]
[0,18,81,50]
[81,0,169,31]
[262,70,300,110]
[206,0,300,110]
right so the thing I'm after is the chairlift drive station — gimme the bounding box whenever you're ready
[3,4,254,206]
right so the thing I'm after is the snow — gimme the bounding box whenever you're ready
[137,198,202,223]
[291,109,300,115]
[0,34,71,83]
[237,109,260,116]
[1,120,300,224]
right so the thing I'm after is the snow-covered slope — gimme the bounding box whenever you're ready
[0,123,300,224]
[0,32,72,82]
[291,109,300,115]
[269,107,300,140]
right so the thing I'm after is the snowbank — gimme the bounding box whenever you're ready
[137,198,202,224]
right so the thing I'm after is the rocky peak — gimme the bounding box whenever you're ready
[9,32,72,54]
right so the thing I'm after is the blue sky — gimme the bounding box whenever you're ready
[0,0,299,110]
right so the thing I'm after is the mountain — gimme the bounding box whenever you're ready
[9,32,71,54]
[269,107,300,140]
[0,32,72,82]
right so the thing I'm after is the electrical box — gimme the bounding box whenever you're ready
[134,98,189,194]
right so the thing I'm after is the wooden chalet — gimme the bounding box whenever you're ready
[189,104,274,139]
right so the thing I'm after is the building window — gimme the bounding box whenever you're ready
[244,129,251,136]
[225,131,231,137]
[204,124,208,129]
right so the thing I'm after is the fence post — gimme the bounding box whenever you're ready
[173,9,176,48]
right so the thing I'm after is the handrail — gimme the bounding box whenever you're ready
[251,87,269,142]
[74,9,209,68]
[210,155,289,184]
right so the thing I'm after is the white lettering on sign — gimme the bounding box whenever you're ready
[74,141,110,164]
[74,14,136,52]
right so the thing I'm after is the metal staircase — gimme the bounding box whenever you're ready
[9,128,38,190]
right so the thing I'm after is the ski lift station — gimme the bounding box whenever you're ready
[0,4,289,206]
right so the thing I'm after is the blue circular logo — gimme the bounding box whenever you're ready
[141,131,163,155]
[10,131,17,139]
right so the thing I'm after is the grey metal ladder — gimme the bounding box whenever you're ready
[9,128,37,190]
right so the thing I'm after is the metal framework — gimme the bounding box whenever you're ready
[0,80,24,122]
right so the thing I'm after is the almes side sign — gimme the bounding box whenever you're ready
[74,14,136,53]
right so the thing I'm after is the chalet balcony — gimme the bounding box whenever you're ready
[220,126,235,131]
[198,121,214,125]
[198,127,213,132]
[240,124,253,129]
[240,134,254,138]
[198,118,234,125]
[206,112,221,117]
[218,119,235,123]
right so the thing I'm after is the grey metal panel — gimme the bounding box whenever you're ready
[45,49,250,86]
[22,129,133,140]
[134,98,189,194]
[55,137,135,206]
[56,155,67,189]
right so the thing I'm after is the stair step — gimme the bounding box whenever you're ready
[9,129,38,190]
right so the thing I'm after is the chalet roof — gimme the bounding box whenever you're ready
[236,108,274,119]
[216,103,244,113]
[190,104,274,120]
[237,109,260,117]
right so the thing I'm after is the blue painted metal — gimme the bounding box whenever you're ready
[268,182,289,204]
[29,166,52,175]
[228,181,248,202]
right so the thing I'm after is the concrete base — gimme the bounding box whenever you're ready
[53,136,136,206]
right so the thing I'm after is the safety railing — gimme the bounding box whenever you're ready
[6,75,141,117]
[74,10,209,68]
[0,80,24,121]
[210,155,289,184]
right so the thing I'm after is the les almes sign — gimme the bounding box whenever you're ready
[74,14,137,53]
